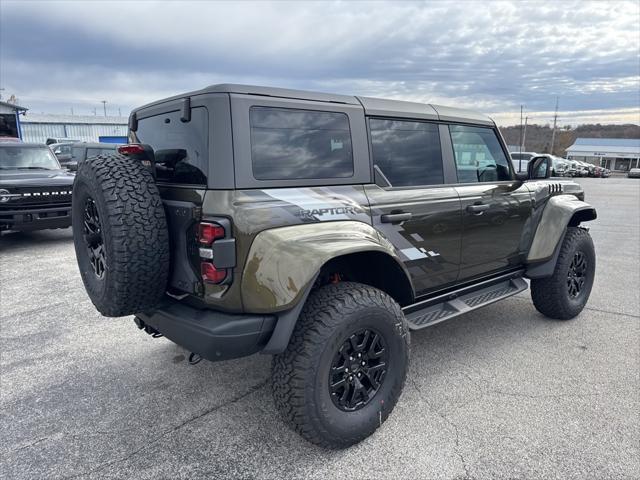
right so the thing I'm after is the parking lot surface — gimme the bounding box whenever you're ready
[1,177,639,479]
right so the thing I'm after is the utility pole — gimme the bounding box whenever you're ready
[118,107,122,116]
[70,107,74,116]
[518,106,524,172]
[522,116,528,151]
[101,100,107,117]
[550,97,559,155]
[519,105,523,154]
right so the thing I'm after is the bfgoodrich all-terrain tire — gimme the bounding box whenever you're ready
[271,282,409,449]
[531,227,595,320]
[72,153,170,317]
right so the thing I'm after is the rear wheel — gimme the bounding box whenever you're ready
[72,153,170,317]
[531,227,595,320]
[271,282,409,449]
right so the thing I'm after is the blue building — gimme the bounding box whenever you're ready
[566,138,640,172]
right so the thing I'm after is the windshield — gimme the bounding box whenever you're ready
[0,146,61,170]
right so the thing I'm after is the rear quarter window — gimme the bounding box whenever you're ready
[131,107,208,185]
[249,106,354,180]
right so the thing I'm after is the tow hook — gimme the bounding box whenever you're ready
[133,316,163,338]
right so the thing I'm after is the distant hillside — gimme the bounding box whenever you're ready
[499,124,640,157]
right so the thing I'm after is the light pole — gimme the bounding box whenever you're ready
[101,100,107,117]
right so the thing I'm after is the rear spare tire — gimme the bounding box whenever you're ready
[72,153,170,317]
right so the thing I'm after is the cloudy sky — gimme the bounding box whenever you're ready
[1,0,638,125]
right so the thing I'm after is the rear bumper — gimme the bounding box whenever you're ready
[135,300,276,362]
[0,204,72,231]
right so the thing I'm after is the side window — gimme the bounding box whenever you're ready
[449,125,511,183]
[132,107,208,185]
[369,119,443,187]
[86,148,102,157]
[71,147,84,161]
[250,107,353,180]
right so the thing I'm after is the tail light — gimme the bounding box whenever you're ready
[117,144,146,155]
[201,262,227,284]
[198,223,225,245]
[198,221,234,284]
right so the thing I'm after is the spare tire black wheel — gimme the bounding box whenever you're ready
[72,153,170,317]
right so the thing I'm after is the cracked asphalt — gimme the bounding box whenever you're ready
[1,177,639,479]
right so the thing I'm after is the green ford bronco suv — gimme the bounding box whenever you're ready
[72,84,597,448]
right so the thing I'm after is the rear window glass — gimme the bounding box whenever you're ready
[250,107,353,180]
[132,107,208,185]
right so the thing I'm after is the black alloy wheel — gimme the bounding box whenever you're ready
[83,197,106,279]
[329,328,388,412]
[531,227,596,320]
[567,251,587,298]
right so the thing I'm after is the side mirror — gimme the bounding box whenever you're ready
[527,156,551,180]
[515,172,528,182]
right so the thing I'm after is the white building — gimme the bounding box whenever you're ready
[566,138,640,172]
[20,113,128,144]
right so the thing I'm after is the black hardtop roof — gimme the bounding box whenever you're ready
[133,83,494,126]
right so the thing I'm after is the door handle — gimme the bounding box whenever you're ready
[381,212,412,223]
[466,204,490,214]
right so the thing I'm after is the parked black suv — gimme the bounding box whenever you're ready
[72,84,597,448]
[51,142,120,172]
[0,142,74,233]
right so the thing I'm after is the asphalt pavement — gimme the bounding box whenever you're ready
[1,177,638,479]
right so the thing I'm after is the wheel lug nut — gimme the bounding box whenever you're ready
[349,357,353,361]
[357,373,361,377]
[349,375,353,380]
[345,368,349,372]
[358,353,361,357]
[361,361,366,366]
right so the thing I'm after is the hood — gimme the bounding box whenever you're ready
[0,169,75,188]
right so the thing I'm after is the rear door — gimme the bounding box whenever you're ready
[449,124,532,281]
[365,119,462,296]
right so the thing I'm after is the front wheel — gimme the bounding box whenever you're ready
[531,227,595,320]
[271,282,409,449]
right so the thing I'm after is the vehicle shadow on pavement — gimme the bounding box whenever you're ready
[0,228,74,253]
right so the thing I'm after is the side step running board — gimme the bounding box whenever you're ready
[403,274,528,330]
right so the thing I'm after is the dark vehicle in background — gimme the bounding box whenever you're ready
[51,142,120,171]
[593,166,610,178]
[0,143,73,233]
[50,142,75,169]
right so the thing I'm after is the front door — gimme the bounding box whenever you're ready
[448,124,532,281]
[365,119,462,296]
